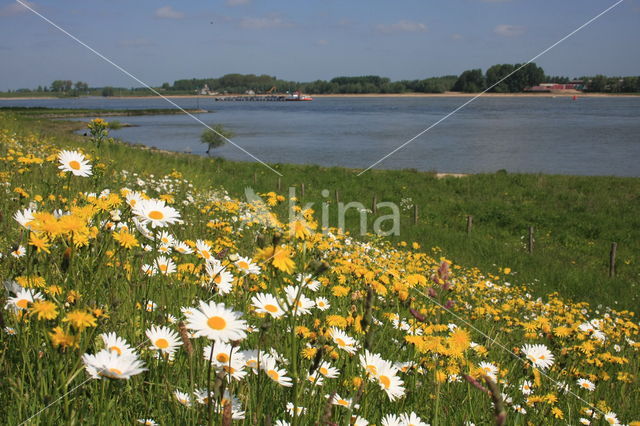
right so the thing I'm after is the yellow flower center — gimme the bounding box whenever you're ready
[207,316,226,330]
[110,346,122,355]
[216,353,229,363]
[366,365,378,375]
[319,367,328,375]
[109,368,123,376]
[223,366,235,374]
[337,399,348,406]
[148,210,164,220]
[69,160,81,170]
[379,375,391,389]
[264,304,278,313]
[267,369,279,381]
[155,338,169,349]
[238,261,249,270]
[214,275,221,284]
[201,251,211,259]
[335,338,346,347]
[16,299,29,309]
[159,264,168,272]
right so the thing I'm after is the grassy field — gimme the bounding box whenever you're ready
[3,108,639,312]
[1,109,639,425]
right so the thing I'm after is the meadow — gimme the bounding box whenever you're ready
[0,109,639,425]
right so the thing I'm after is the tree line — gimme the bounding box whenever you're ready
[5,65,640,96]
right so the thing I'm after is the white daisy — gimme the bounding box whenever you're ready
[284,285,315,316]
[58,150,92,177]
[315,297,330,311]
[184,301,247,342]
[261,357,293,387]
[13,208,35,229]
[234,255,261,275]
[577,378,595,391]
[146,325,182,355]
[82,349,146,380]
[204,260,234,295]
[174,390,191,407]
[329,327,359,355]
[133,198,182,228]
[251,293,285,318]
[521,343,555,370]
[154,256,177,276]
[100,332,135,357]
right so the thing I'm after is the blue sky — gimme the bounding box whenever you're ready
[1,0,639,90]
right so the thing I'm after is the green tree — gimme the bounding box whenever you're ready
[201,125,234,155]
[101,87,115,97]
[452,69,485,92]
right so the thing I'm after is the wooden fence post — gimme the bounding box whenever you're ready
[466,215,473,234]
[253,172,257,185]
[335,190,339,203]
[528,226,534,254]
[609,242,617,278]
[300,183,305,198]
[372,194,377,214]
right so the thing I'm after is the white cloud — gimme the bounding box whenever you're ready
[0,1,36,17]
[227,0,251,5]
[154,6,184,19]
[493,24,525,37]
[376,20,427,34]
[239,14,292,29]
[118,38,153,48]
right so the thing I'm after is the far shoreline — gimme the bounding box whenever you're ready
[2,91,640,101]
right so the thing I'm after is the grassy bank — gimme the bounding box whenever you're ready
[1,109,639,312]
[1,108,639,424]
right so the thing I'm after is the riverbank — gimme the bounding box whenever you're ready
[1,108,638,312]
[2,91,640,101]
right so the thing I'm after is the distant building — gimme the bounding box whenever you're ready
[198,84,218,96]
[526,80,587,92]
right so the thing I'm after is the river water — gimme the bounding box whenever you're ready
[2,96,639,176]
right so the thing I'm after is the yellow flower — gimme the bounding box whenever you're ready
[30,300,59,320]
[113,229,139,249]
[49,326,78,349]
[63,310,97,330]
[551,407,563,419]
[331,285,351,297]
[301,347,317,360]
[29,233,51,254]
[326,315,348,328]
[256,246,295,274]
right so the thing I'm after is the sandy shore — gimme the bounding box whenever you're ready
[1,92,639,101]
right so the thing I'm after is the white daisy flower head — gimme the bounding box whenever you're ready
[284,285,315,316]
[521,343,555,370]
[478,362,499,382]
[146,325,182,355]
[261,357,293,387]
[133,198,182,228]
[82,349,146,380]
[399,412,428,426]
[11,245,26,258]
[100,332,135,357]
[329,327,359,355]
[380,414,402,426]
[6,289,44,312]
[58,150,92,177]
[13,208,35,229]
[205,260,234,295]
[315,297,330,311]
[235,255,261,275]
[137,419,158,426]
[316,361,340,378]
[296,273,320,291]
[154,255,177,276]
[577,378,595,391]
[174,389,192,407]
[375,363,405,401]
[184,300,247,342]
[251,293,285,318]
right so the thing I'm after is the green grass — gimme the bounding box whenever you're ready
[2,109,639,312]
[1,109,639,425]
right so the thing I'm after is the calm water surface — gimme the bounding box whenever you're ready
[2,96,639,176]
